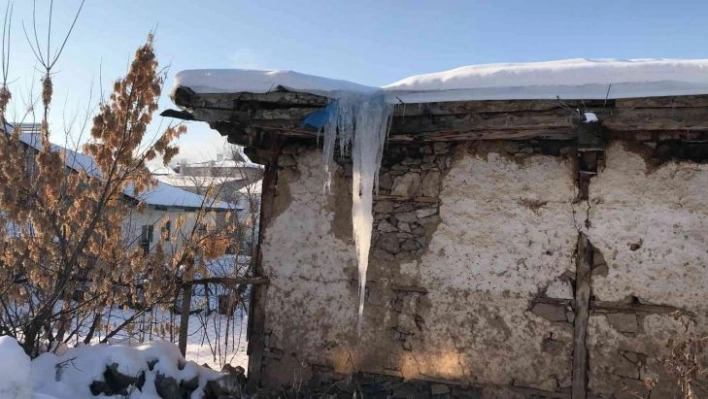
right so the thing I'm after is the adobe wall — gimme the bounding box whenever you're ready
[254,139,708,398]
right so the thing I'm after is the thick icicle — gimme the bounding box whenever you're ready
[320,93,392,334]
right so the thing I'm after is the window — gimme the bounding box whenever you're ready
[197,223,207,237]
[141,224,154,254]
[162,220,171,241]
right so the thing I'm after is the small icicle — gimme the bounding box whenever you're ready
[319,92,392,335]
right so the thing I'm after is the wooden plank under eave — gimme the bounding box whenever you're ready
[614,95,708,108]
[572,233,592,399]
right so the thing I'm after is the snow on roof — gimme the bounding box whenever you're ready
[4,125,229,210]
[174,58,708,102]
[174,68,376,97]
[183,158,264,169]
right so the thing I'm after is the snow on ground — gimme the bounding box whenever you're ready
[84,307,249,371]
[0,335,224,399]
[0,309,248,398]
[174,58,708,102]
[0,337,33,399]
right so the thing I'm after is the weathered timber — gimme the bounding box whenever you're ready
[591,300,695,317]
[392,99,612,116]
[615,95,708,108]
[374,195,440,203]
[603,107,708,131]
[532,297,697,318]
[572,233,592,399]
[390,108,583,134]
[390,285,429,294]
[172,86,329,109]
[247,133,283,390]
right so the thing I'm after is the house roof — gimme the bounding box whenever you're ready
[174,58,708,102]
[169,59,708,164]
[4,123,232,211]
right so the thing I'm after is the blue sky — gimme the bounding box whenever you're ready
[4,0,708,162]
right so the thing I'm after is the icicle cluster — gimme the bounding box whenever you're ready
[321,93,392,334]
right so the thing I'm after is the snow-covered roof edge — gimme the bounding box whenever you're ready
[173,58,708,102]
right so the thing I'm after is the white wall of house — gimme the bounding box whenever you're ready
[122,207,219,255]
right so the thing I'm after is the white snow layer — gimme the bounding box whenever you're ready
[0,336,224,399]
[174,68,376,97]
[174,58,708,102]
[0,336,33,399]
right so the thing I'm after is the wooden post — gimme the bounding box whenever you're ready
[247,133,282,389]
[178,283,193,356]
[572,233,592,399]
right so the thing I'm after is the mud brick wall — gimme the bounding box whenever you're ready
[254,139,708,398]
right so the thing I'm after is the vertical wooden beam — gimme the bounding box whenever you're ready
[572,233,592,399]
[246,133,282,389]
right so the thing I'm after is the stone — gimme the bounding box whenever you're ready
[374,201,395,213]
[566,311,576,323]
[391,173,421,197]
[622,351,641,364]
[531,303,568,322]
[401,240,418,252]
[504,141,521,153]
[415,207,438,219]
[398,222,411,233]
[393,204,415,213]
[154,373,181,399]
[378,220,398,233]
[607,313,639,333]
[593,247,606,266]
[378,233,401,254]
[402,157,422,166]
[416,237,427,248]
[593,264,609,277]
[433,142,449,154]
[181,375,200,393]
[565,311,575,324]
[379,173,393,190]
[541,337,565,355]
[419,214,442,225]
[394,211,418,223]
[393,382,420,398]
[412,226,426,236]
[613,356,640,379]
[546,279,574,300]
[431,383,451,395]
[373,249,395,261]
[277,154,296,168]
[420,172,442,197]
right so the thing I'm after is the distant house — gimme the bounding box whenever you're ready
[170,59,708,398]
[152,153,263,254]
[3,123,234,255]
